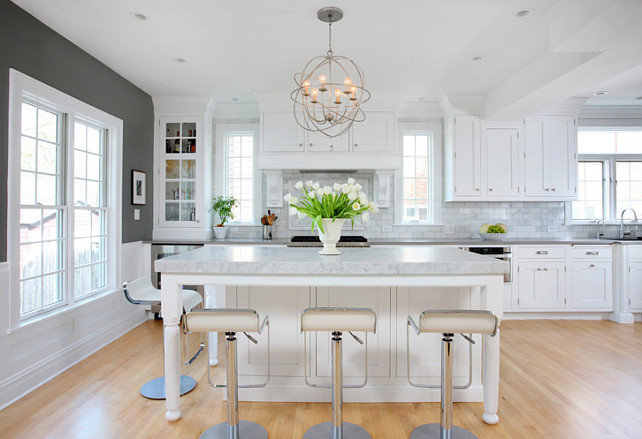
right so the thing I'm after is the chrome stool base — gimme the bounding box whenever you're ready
[303,421,371,439]
[409,422,478,439]
[139,375,197,400]
[199,420,268,439]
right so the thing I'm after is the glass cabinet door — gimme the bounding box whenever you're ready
[160,119,199,225]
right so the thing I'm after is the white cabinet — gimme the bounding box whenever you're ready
[351,111,395,152]
[483,121,521,198]
[261,111,305,152]
[451,115,481,198]
[625,246,642,310]
[516,246,567,310]
[446,117,523,201]
[524,116,577,199]
[235,286,311,377]
[570,246,613,310]
[307,131,350,152]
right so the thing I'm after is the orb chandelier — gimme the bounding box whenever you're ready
[291,7,371,138]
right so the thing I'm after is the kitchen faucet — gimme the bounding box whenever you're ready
[619,208,638,239]
[595,219,605,239]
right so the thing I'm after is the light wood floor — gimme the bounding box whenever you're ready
[1,319,640,439]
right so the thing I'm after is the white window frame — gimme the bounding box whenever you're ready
[394,121,442,225]
[566,126,642,224]
[7,69,122,329]
[215,123,261,226]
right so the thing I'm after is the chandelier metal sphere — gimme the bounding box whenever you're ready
[291,7,371,138]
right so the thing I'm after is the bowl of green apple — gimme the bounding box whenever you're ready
[479,223,507,240]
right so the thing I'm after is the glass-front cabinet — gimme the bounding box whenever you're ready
[158,117,202,227]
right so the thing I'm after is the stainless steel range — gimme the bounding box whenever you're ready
[287,236,370,248]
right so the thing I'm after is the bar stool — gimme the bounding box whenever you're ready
[301,307,377,439]
[123,276,204,399]
[185,308,270,439]
[407,310,498,439]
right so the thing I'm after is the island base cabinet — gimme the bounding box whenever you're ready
[233,286,311,377]
[571,262,613,310]
[396,287,484,388]
[312,287,391,381]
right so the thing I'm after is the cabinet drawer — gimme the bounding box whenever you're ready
[571,246,612,259]
[518,246,566,259]
[628,246,642,260]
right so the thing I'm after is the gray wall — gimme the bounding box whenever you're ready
[0,0,154,262]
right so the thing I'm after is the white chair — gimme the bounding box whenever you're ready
[185,308,270,439]
[407,310,498,439]
[123,276,204,399]
[301,307,377,439]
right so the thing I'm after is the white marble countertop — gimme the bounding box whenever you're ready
[155,245,509,276]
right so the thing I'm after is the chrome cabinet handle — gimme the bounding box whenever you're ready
[536,251,548,255]
[488,188,494,191]
[551,188,556,191]
[586,251,599,255]
[589,264,596,268]
[544,188,550,191]
[536,268,549,271]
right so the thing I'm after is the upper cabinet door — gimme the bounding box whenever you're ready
[453,115,482,198]
[524,116,577,198]
[261,112,305,152]
[351,111,395,152]
[307,131,350,152]
[483,122,522,198]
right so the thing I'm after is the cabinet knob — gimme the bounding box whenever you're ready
[309,143,313,147]
[544,188,550,191]
[299,143,303,147]
[551,188,556,191]
[354,143,358,148]
[476,188,480,191]
[488,188,494,191]
[330,145,334,151]
[589,264,596,268]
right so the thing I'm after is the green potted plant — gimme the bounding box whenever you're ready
[210,195,238,239]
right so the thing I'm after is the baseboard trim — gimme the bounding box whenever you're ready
[0,309,147,410]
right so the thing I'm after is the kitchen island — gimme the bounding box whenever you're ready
[156,245,507,424]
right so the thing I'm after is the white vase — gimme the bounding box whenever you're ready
[317,218,346,255]
[213,227,228,239]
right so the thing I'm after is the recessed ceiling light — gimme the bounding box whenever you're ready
[174,58,187,63]
[472,56,483,61]
[515,9,531,18]
[594,91,608,96]
[232,97,239,102]
[132,13,147,20]
[418,97,425,101]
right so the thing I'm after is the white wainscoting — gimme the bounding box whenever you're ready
[0,241,150,410]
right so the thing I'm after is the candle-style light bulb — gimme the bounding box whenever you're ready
[335,89,342,104]
[318,75,327,92]
[303,80,310,96]
[349,86,358,101]
[344,77,352,94]
[311,89,319,103]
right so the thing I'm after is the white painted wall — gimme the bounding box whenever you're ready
[0,241,149,410]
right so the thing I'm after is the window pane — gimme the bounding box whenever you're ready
[166,160,179,179]
[22,102,37,137]
[20,242,42,279]
[42,209,62,241]
[74,266,91,296]
[38,108,58,142]
[21,278,41,314]
[573,161,604,220]
[21,137,36,171]
[181,160,195,178]
[38,141,58,174]
[87,126,101,154]
[42,273,63,307]
[75,150,87,178]
[75,179,87,205]
[86,181,101,207]
[403,157,415,178]
[74,122,86,151]
[75,209,91,237]
[616,161,642,214]
[403,136,415,156]
[402,134,431,223]
[75,238,91,267]
[86,153,100,180]
[20,171,36,204]
[226,133,254,223]
[36,174,57,205]
[92,263,106,291]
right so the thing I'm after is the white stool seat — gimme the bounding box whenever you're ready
[301,307,376,332]
[186,309,260,333]
[123,276,203,312]
[418,310,498,335]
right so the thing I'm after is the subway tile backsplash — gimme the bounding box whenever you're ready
[220,170,619,241]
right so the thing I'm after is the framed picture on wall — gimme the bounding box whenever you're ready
[132,170,146,205]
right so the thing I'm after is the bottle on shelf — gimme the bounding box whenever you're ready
[190,207,196,221]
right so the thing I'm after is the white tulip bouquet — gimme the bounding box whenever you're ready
[284,178,379,233]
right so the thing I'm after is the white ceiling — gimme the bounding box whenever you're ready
[10,0,642,117]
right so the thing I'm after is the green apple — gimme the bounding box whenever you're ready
[479,223,491,233]
[495,223,508,232]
